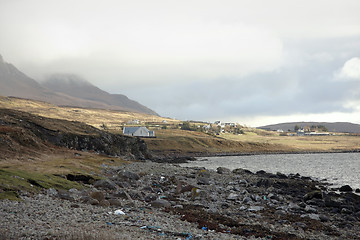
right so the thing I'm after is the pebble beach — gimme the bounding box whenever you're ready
[1,161,360,240]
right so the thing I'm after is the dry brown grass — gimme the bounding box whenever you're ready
[144,129,294,155]
[0,150,128,176]
[221,132,360,152]
[0,96,180,130]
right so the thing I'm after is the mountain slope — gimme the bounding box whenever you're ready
[0,54,157,115]
[42,74,158,115]
[258,122,360,133]
[0,55,51,99]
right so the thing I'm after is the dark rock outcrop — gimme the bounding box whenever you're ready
[0,108,151,159]
[339,185,353,192]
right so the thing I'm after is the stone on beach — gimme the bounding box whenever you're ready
[93,179,118,190]
[150,199,171,208]
[89,191,105,202]
[339,185,353,192]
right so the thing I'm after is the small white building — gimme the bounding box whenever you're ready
[123,127,155,137]
[297,129,305,136]
[203,124,211,130]
[127,119,140,124]
[305,132,330,136]
[224,122,236,127]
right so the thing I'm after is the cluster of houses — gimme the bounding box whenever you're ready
[272,128,331,136]
[214,121,237,127]
[296,129,330,136]
[122,120,239,137]
[202,121,239,133]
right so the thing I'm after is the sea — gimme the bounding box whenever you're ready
[181,152,360,190]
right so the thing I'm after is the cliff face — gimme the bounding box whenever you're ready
[0,108,150,160]
[57,133,149,159]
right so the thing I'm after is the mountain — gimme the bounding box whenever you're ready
[0,54,52,99]
[0,54,157,115]
[42,74,157,115]
[258,122,360,133]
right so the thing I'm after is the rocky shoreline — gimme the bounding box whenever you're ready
[1,160,360,240]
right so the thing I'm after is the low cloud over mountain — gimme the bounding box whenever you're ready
[0,55,157,115]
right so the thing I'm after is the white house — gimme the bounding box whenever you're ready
[123,127,155,137]
[297,129,305,136]
[127,119,140,124]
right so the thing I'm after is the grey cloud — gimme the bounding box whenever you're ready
[120,56,360,122]
[1,0,360,125]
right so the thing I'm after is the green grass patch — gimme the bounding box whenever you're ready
[0,168,83,195]
[0,191,19,201]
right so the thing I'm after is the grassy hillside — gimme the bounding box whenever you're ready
[0,96,179,129]
[1,96,360,156]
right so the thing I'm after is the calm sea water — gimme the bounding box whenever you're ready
[182,153,360,190]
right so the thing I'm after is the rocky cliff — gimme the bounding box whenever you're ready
[0,108,150,160]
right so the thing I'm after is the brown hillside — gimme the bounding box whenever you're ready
[0,108,150,161]
[0,54,157,115]
[0,96,178,129]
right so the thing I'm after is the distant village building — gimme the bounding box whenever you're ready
[214,121,221,126]
[123,127,155,137]
[297,129,330,136]
[224,122,236,127]
[214,121,236,128]
[297,129,305,136]
[128,119,140,124]
[305,132,330,136]
[203,124,211,130]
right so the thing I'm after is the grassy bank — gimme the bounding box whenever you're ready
[0,150,128,200]
[143,129,298,156]
[221,132,360,153]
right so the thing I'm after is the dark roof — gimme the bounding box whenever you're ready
[123,126,148,134]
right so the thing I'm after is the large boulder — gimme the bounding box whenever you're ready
[151,199,171,208]
[94,179,118,190]
[304,191,323,201]
[339,185,353,192]
[119,170,140,181]
[89,191,105,202]
[217,167,231,174]
[108,198,122,206]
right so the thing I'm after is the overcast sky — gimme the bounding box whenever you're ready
[1,0,360,126]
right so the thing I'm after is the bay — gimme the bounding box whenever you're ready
[182,152,360,190]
